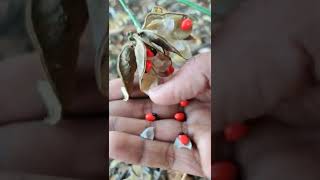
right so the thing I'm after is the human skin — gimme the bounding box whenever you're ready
[0,29,107,179]
[213,0,320,179]
[109,53,211,178]
[2,0,320,179]
[111,0,320,179]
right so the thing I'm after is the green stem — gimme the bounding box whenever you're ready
[119,0,141,31]
[176,0,211,16]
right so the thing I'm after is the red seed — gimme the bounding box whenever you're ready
[166,65,174,75]
[146,48,155,57]
[180,18,193,31]
[180,100,189,107]
[145,113,156,121]
[212,161,237,180]
[178,134,189,145]
[224,122,249,142]
[146,60,152,73]
[174,112,185,122]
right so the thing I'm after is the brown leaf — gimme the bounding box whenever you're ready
[117,43,137,100]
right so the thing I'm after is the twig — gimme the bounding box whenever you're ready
[176,0,211,16]
[119,0,141,31]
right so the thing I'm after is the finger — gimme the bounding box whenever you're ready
[213,0,310,126]
[184,100,211,125]
[109,78,147,101]
[184,101,211,177]
[0,119,105,179]
[236,118,320,180]
[109,131,204,177]
[109,117,184,141]
[271,85,320,127]
[147,53,211,105]
[109,98,179,119]
[0,52,106,124]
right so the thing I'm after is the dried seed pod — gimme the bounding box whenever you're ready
[142,7,192,40]
[25,0,88,124]
[140,69,158,92]
[138,30,186,59]
[133,35,159,92]
[133,35,146,82]
[152,52,172,74]
[117,43,137,101]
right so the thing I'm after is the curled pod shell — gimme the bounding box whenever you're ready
[142,12,192,40]
[137,30,186,59]
[133,35,158,92]
[25,0,88,124]
[117,43,137,101]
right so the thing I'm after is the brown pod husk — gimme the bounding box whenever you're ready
[152,52,172,74]
[133,35,147,89]
[142,7,192,40]
[140,69,158,92]
[25,0,88,108]
[138,30,186,59]
[117,43,137,100]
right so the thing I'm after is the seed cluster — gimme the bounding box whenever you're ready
[145,100,190,146]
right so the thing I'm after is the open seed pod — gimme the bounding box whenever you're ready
[141,7,194,67]
[117,6,195,101]
[117,42,137,101]
[142,6,193,40]
[25,0,88,124]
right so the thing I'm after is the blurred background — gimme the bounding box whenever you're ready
[109,0,211,179]
[0,0,33,61]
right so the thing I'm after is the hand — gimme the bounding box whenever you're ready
[213,0,320,179]
[109,52,211,178]
[0,28,106,179]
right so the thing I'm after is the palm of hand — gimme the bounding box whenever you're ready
[109,79,211,177]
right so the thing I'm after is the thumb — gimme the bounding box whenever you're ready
[147,53,211,105]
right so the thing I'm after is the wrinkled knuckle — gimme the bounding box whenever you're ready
[142,100,153,114]
[165,145,175,169]
[138,140,147,164]
[109,116,118,131]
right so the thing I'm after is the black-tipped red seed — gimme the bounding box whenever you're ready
[174,112,185,122]
[178,134,189,145]
[166,65,174,75]
[145,60,152,73]
[145,113,156,121]
[224,122,249,142]
[180,100,189,107]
